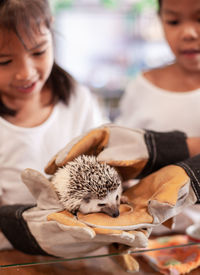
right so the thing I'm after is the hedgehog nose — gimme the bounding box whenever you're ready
[112,210,119,218]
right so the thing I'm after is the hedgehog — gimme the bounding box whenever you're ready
[51,155,123,217]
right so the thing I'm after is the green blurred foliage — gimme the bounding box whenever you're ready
[50,0,73,13]
[51,0,158,13]
[101,0,120,8]
[134,0,158,14]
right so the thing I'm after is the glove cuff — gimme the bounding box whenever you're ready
[0,204,51,256]
[176,154,200,203]
[140,130,189,177]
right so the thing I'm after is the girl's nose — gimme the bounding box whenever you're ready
[15,59,35,81]
[181,25,199,41]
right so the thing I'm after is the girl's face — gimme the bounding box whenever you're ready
[160,0,200,72]
[0,25,54,102]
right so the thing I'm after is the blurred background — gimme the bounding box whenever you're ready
[51,0,174,120]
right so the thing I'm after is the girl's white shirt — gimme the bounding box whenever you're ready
[116,73,200,136]
[0,85,107,205]
[115,73,200,223]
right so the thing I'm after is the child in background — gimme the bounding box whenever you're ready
[0,0,106,208]
[116,0,200,226]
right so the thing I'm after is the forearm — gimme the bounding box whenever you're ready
[187,137,200,157]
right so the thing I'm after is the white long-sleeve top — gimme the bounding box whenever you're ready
[0,85,106,206]
[116,73,200,136]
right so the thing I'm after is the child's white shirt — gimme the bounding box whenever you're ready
[0,85,107,205]
[116,73,200,223]
[116,73,200,136]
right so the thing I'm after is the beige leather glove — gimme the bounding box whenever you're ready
[17,155,200,258]
[44,124,189,181]
[77,163,198,231]
[1,155,199,258]
[0,168,150,258]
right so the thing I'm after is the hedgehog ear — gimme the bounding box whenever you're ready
[83,194,92,203]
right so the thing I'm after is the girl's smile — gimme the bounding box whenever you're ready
[12,81,38,94]
[180,48,200,58]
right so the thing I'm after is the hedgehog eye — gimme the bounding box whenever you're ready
[116,195,119,201]
[83,194,91,203]
[98,203,106,207]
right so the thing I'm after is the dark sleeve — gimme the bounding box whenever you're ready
[138,130,189,178]
[0,204,52,256]
[176,154,200,203]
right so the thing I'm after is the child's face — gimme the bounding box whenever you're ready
[0,25,54,102]
[160,0,200,72]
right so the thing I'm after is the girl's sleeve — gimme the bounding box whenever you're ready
[85,92,109,128]
[114,77,139,126]
[75,85,109,132]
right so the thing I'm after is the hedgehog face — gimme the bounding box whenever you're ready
[79,184,122,217]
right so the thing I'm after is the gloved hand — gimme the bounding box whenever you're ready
[44,124,189,180]
[0,169,150,258]
[76,158,199,231]
[72,155,200,231]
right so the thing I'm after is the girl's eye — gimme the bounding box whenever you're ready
[98,203,106,207]
[166,20,179,25]
[33,50,46,56]
[0,60,12,66]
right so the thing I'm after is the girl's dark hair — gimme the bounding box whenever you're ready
[158,0,162,14]
[0,0,75,116]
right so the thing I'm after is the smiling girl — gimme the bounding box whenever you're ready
[0,0,105,208]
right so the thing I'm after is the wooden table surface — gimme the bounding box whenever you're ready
[1,246,200,275]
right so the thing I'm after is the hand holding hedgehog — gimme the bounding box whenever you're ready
[51,155,123,217]
[45,123,191,220]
